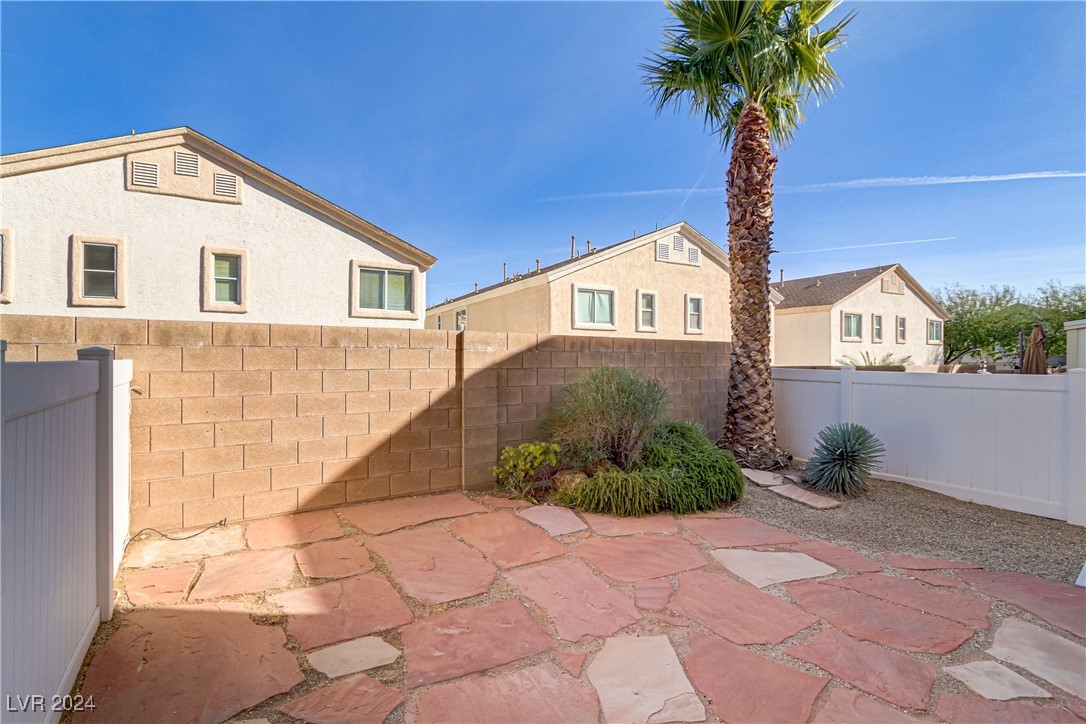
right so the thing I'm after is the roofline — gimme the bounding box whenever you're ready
[772,264,948,319]
[0,127,437,270]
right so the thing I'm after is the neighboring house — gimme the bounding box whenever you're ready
[771,264,948,366]
[425,222,780,341]
[0,127,435,327]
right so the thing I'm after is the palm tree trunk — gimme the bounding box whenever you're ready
[723,101,779,465]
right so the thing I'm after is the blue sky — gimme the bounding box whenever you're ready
[3,1,1084,305]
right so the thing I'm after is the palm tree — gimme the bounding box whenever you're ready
[644,0,853,467]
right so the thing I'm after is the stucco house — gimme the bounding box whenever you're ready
[0,127,435,328]
[426,222,780,342]
[770,263,948,366]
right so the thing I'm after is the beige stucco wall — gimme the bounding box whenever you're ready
[773,309,831,366]
[1,151,426,327]
[425,281,550,335]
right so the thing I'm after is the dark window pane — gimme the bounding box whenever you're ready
[83,269,116,298]
[84,243,116,272]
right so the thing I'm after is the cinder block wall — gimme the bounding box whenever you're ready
[1,315,730,532]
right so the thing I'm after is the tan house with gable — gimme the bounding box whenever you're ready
[770,264,949,366]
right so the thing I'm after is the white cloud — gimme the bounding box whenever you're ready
[775,237,956,255]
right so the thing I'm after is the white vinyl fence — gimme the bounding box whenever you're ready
[0,346,131,724]
[774,366,1086,526]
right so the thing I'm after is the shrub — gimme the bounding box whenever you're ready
[541,366,669,469]
[643,421,744,506]
[805,423,885,496]
[550,470,660,517]
[490,442,561,500]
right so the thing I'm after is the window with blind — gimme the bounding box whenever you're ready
[456,309,467,331]
[575,288,614,326]
[927,319,943,344]
[637,291,657,332]
[686,295,704,333]
[842,312,862,341]
[358,267,413,312]
[896,316,907,343]
[872,314,884,343]
[214,254,241,304]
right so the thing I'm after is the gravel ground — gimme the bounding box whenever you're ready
[730,471,1086,584]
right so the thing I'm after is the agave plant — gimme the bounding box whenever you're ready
[805,423,885,496]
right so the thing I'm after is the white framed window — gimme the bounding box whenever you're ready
[572,284,616,330]
[685,294,704,334]
[201,246,248,313]
[872,314,883,343]
[0,228,12,304]
[455,309,467,331]
[842,312,862,341]
[927,318,944,344]
[636,290,657,332]
[350,260,420,320]
[70,235,126,307]
[896,316,907,344]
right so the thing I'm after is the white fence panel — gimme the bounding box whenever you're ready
[773,368,839,460]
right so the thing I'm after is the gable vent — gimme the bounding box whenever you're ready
[174,151,200,177]
[213,173,238,197]
[673,235,685,251]
[688,247,700,265]
[657,242,670,260]
[132,161,159,187]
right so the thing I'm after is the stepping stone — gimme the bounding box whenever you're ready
[712,549,837,588]
[684,632,828,724]
[410,663,600,723]
[672,570,817,644]
[824,573,990,628]
[401,599,554,687]
[782,540,882,573]
[785,581,974,654]
[448,511,566,568]
[124,525,246,568]
[245,509,342,549]
[295,537,373,579]
[76,602,303,723]
[306,636,401,678]
[742,468,785,487]
[507,558,640,641]
[935,694,1076,723]
[908,570,963,587]
[986,618,1086,699]
[124,563,197,605]
[812,688,920,723]
[270,572,413,650]
[577,536,707,582]
[768,483,841,509]
[517,505,588,536]
[581,512,679,536]
[366,527,496,605]
[337,491,485,534]
[481,494,532,509]
[587,635,705,724]
[279,674,402,724]
[958,569,1086,638]
[556,651,589,677]
[189,548,296,600]
[883,553,981,570]
[787,627,936,711]
[633,579,673,610]
[945,660,1052,701]
[685,517,806,547]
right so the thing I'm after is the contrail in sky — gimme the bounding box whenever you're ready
[775,237,956,255]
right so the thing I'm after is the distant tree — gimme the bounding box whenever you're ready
[1031,281,1086,357]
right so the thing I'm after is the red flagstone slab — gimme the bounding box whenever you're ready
[581,512,679,536]
[295,537,374,579]
[935,694,1078,723]
[908,570,964,587]
[672,570,816,644]
[812,688,920,723]
[783,540,883,573]
[366,527,496,605]
[634,579,674,610]
[124,525,246,568]
[577,536,708,582]
[270,573,414,650]
[958,569,1086,638]
[507,558,639,641]
[517,505,588,536]
[481,494,532,509]
[401,599,554,687]
[824,573,990,628]
[685,517,806,547]
[338,492,486,534]
[684,632,828,724]
[883,553,982,570]
[785,581,974,654]
[410,663,600,723]
[787,627,936,711]
[448,511,566,568]
[556,651,589,677]
[279,674,402,724]
[189,549,296,600]
[124,563,197,605]
[245,509,342,549]
[75,603,303,724]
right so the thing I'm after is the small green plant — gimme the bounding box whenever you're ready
[550,470,660,517]
[805,423,885,496]
[542,366,670,469]
[643,421,744,507]
[836,351,913,367]
[490,442,561,500]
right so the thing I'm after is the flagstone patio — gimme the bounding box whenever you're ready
[75,491,1086,723]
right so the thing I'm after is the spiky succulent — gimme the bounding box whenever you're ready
[805,423,885,496]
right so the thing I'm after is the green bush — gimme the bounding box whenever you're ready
[550,470,660,517]
[643,422,744,506]
[490,442,561,500]
[541,366,669,469]
[805,423,885,496]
